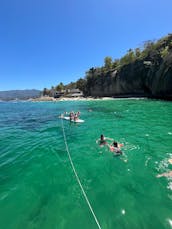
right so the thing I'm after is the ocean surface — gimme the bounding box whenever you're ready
[0,99,172,229]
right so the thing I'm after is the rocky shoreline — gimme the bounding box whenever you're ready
[31,95,147,102]
[31,96,114,102]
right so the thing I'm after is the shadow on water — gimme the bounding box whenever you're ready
[113,111,124,119]
[27,194,50,226]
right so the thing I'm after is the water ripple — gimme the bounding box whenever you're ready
[0,100,172,229]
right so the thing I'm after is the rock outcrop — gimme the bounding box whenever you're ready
[86,35,172,100]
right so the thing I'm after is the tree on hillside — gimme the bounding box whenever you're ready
[120,49,135,66]
[49,86,55,97]
[55,82,64,91]
[65,81,76,90]
[135,48,141,58]
[104,56,112,70]
[43,88,50,96]
[160,46,169,58]
[76,78,86,91]
[140,40,158,59]
[112,59,120,69]
[85,67,96,79]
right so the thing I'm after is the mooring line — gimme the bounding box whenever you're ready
[61,119,101,229]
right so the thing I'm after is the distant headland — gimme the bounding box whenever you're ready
[0,89,41,101]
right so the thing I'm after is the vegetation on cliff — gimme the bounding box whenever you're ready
[43,33,172,100]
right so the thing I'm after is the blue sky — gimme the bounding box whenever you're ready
[0,0,171,91]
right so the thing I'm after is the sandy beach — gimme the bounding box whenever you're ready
[32,96,114,102]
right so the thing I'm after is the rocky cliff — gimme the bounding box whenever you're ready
[85,34,172,100]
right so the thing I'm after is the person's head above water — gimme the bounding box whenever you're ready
[99,134,107,145]
[112,141,118,147]
[100,134,104,140]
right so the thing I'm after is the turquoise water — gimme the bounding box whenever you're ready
[0,99,172,229]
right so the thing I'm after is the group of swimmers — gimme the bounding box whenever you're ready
[69,111,80,121]
[97,134,124,156]
[97,134,172,176]
[59,111,80,121]
[60,111,172,177]
[97,134,172,178]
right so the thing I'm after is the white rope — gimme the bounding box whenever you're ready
[61,119,102,229]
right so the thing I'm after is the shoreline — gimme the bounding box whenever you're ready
[1,94,171,102]
[31,95,148,102]
[31,96,115,102]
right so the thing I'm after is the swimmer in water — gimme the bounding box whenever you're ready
[74,113,79,121]
[108,141,123,155]
[96,134,112,146]
[168,159,172,164]
[69,111,74,121]
[157,158,172,178]
[156,171,172,178]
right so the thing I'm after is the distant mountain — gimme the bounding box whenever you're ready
[0,89,41,101]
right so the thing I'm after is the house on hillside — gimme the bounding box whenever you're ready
[53,88,83,98]
[53,90,65,98]
[66,89,83,97]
